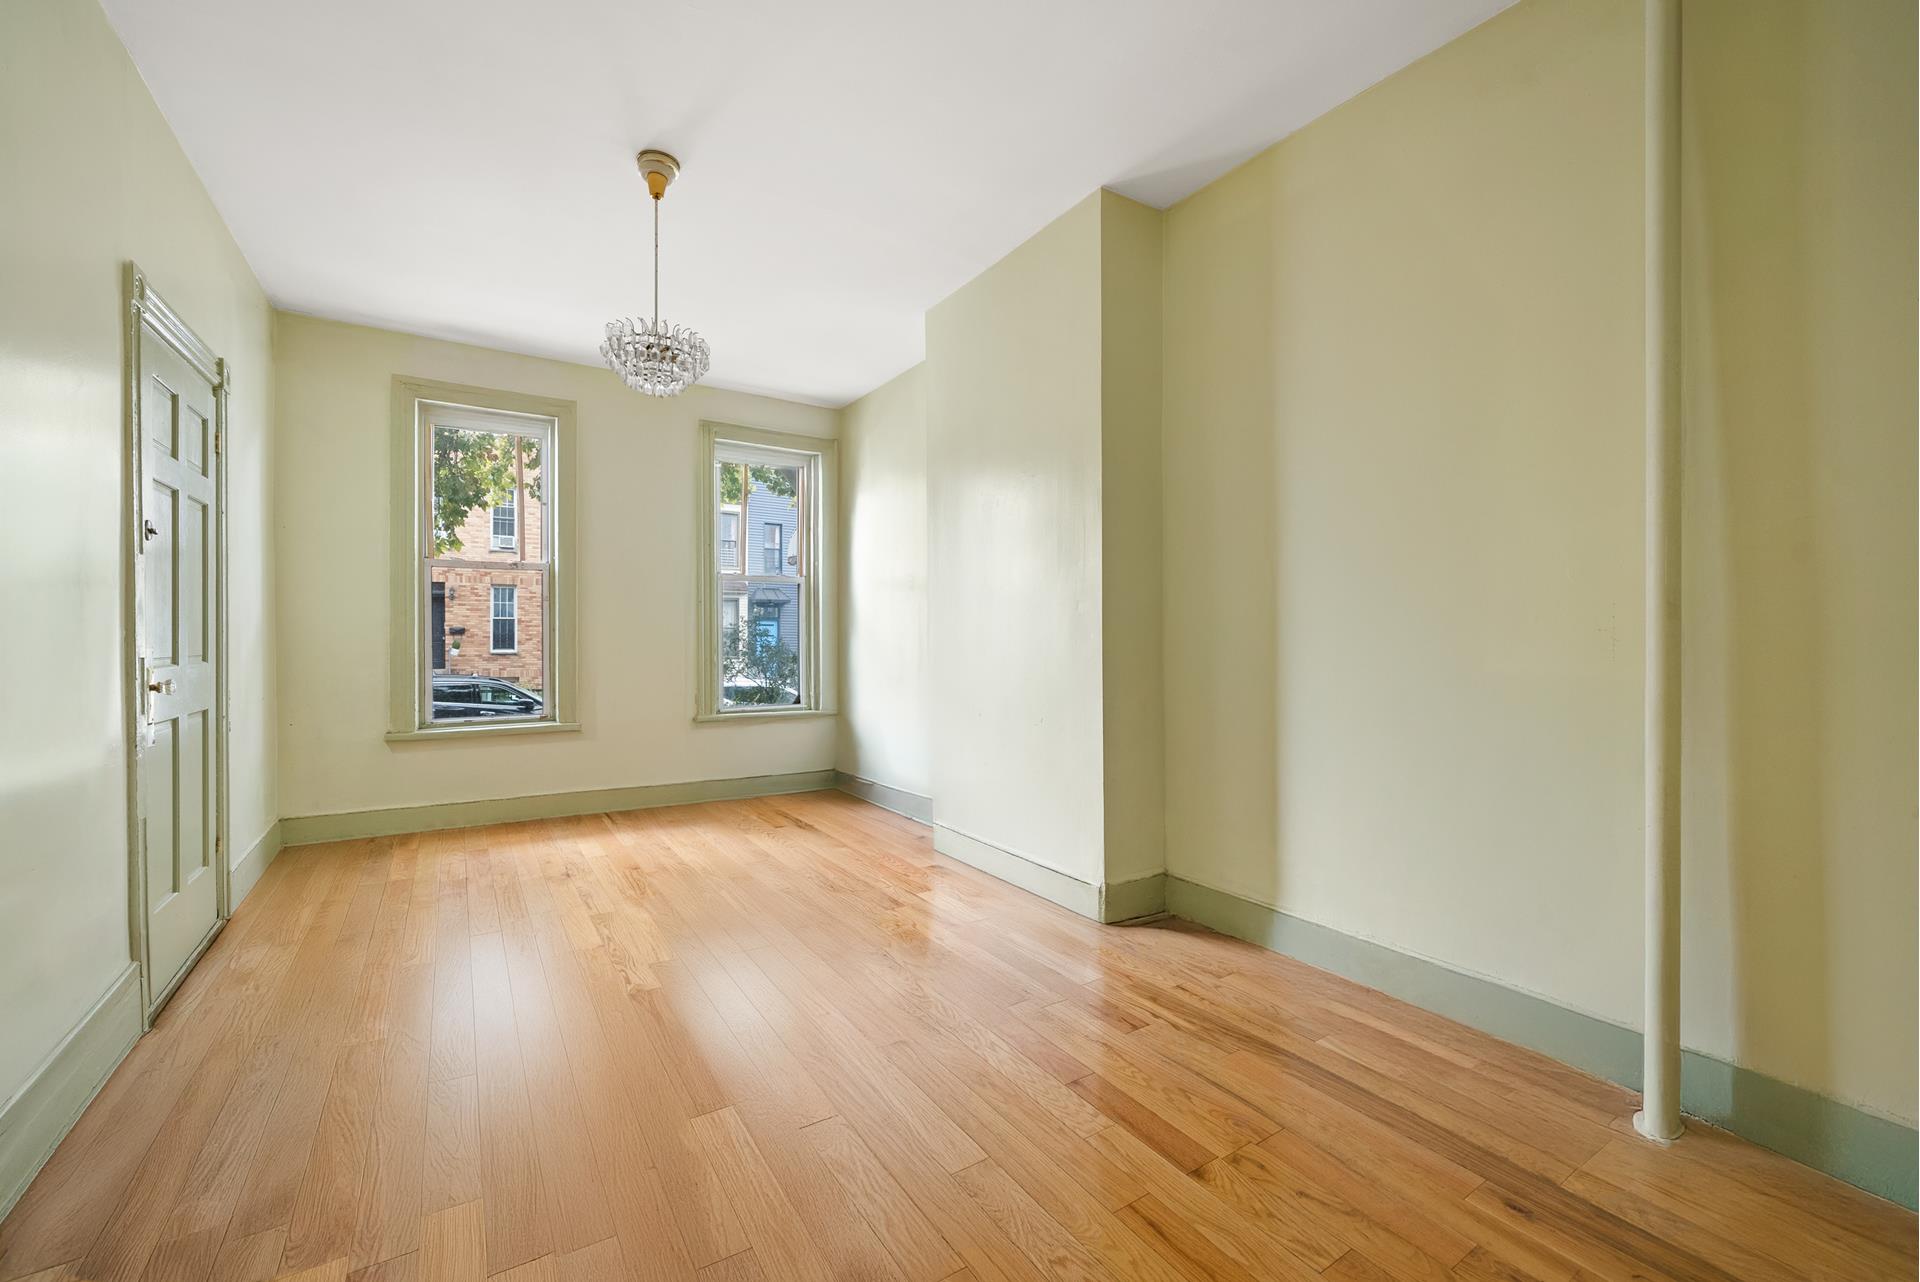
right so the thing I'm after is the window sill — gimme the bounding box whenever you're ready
[695,708,837,725]
[386,720,580,743]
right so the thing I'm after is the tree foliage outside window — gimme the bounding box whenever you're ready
[718,461,796,506]
[433,429,541,555]
[721,617,800,705]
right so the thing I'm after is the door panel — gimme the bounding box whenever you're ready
[140,328,220,1005]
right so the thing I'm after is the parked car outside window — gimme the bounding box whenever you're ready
[431,674,542,720]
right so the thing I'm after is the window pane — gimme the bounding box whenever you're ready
[429,565,547,722]
[518,435,545,564]
[432,424,518,560]
[718,577,802,709]
[716,455,802,581]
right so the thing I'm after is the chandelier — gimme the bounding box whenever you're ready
[601,149,711,397]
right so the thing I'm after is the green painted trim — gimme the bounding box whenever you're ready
[281,770,838,845]
[694,420,839,721]
[932,824,1167,925]
[384,720,582,743]
[834,771,932,824]
[1166,876,1918,1209]
[934,824,1102,919]
[230,821,283,905]
[0,964,142,1219]
[1100,872,1168,924]
[388,376,579,737]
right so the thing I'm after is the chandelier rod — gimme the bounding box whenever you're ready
[652,195,660,326]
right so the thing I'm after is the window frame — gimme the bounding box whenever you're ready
[388,377,578,741]
[695,420,836,722]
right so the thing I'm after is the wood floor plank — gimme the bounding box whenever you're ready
[686,1108,840,1282]
[281,1038,389,1271]
[4,797,1911,1282]
[467,934,552,1274]
[422,1076,482,1216]
[211,1231,291,1282]
[270,1260,348,1282]
[417,1202,485,1282]
[1116,1194,1264,1282]
[801,1115,964,1282]
[498,934,613,1255]
[349,961,435,1268]
[348,1254,418,1282]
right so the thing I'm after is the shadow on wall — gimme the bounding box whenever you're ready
[1162,156,1284,900]
[1683,0,1917,1144]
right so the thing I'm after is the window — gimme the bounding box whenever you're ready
[491,489,517,550]
[698,423,835,718]
[491,584,517,652]
[392,378,574,737]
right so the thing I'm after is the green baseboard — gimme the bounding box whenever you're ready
[1166,875,1918,1209]
[833,771,933,824]
[932,823,1167,924]
[280,769,838,845]
[0,964,142,1220]
[230,821,283,905]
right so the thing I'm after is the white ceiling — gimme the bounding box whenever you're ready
[104,0,1511,407]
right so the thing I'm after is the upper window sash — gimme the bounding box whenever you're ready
[424,401,549,569]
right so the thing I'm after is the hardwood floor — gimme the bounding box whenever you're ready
[3,791,1912,1282]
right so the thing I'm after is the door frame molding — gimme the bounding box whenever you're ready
[123,262,231,1027]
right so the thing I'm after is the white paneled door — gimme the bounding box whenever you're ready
[137,314,222,1011]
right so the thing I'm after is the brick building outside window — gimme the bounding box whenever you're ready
[431,482,545,694]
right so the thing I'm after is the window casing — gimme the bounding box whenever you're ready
[696,422,835,720]
[391,380,574,739]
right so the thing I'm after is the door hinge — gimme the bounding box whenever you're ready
[213,431,223,456]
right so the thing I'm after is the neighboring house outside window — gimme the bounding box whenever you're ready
[491,584,517,652]
[700,424,834,718]
[422,405,550,697]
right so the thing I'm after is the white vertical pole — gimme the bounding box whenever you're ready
[1635,0,1685,1145]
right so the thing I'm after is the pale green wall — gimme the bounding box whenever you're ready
[1164,0,1644,1034]
[1160,0,1916,1126]
[273,314,839,821]
[926,194,1109,883]
[838,363,931,798]
[0,0,278,1103]
[1675,0,1917,1125]
[923,192,1168,893]
[1097,192,1167,886]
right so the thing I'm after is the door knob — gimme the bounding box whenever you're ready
[147,677,175,695]
[143,519,159,541]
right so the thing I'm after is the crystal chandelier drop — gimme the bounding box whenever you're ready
[601,149,711,397]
